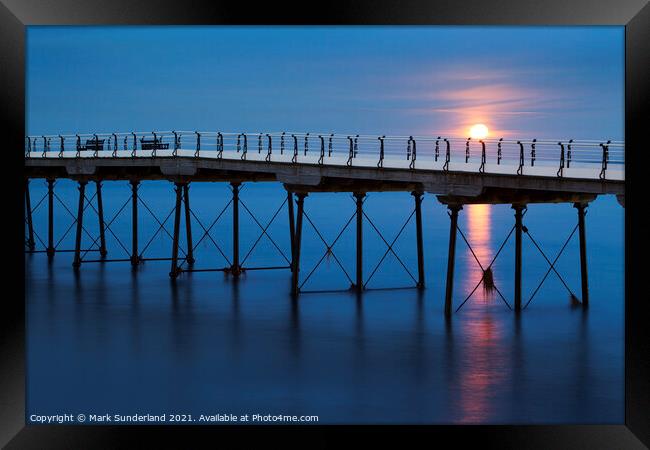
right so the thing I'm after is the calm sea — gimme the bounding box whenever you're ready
[25,179,624,424]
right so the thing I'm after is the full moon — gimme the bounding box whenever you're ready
[469,124,489,139]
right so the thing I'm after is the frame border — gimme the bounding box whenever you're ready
[2,1,648,448]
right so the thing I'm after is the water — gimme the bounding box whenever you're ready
[25,179,624,424]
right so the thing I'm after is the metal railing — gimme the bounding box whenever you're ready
[25,131,625,180]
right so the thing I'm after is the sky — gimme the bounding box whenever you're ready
[26,26,624,140]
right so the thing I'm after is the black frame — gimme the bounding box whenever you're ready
[2,1,648,448]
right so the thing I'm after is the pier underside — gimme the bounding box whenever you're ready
[24,155,624,315]
[25,155,623,199]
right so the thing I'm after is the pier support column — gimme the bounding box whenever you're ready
[170,182,183,278]
[287,190,295,273]
[25,180,35,250]
[291,193,307,296]
[412,191,425,289]
[444,204,462,317]
[47,178,55,257]
[72,180,88,268]
[513,204,525,313]
[130,180,140,266]
[354,192,366,293]
[230,182,242,276]
[574,202,589,307]
[183,183,195,265]
[96,180,107,257]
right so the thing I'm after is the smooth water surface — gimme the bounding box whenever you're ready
[25,180,624,424]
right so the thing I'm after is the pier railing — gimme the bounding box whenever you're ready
[25,131,625,180]
[24,130,626,313]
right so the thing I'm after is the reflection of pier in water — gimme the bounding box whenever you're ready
[457,204,505,421]
[24,130,624,315]
[464,205,493,305]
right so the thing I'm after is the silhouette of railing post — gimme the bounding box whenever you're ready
[516,141,524,175]
[530,139,537,166]
[445,204,462,317]
[266,134,273,162]
[346,136,354,166]
[434,137,440,162]
[377,136,385,168]
[183,184,195,265]
[599,140,610,180]
[443,139,450,171]
[291,193,307,296]
[130,180,140,266]
[412,191,425,289]
[574,202,589,307]
[318,135,324,165]
[513,204,526,312]
[72,180,88,268]
[25,180,35,250]
[47,178,55,257]
[557,142,565,177]
[96,181,107,257]
[497,138,503,165]
[354,192,366,293]
[409,136,417,169]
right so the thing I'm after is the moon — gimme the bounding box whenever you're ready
[469,124,489,139]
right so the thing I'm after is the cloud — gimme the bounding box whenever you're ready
[359,62,595,137]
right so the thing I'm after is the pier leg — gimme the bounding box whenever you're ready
[513,204,525,313]
[230,182,242,276]
[170,183,183,278]
[354,192,366,293]
[25,180,35,250]
[444,204,462,316]
[574,202,589,307]
[130,180,140,266]
[47,178,55,257]
[287,190,295,273]
[183,183,195,265]
[72,180,87,268]
[292,193,307,296]
[412,191,425,289]
[96,180,107,257]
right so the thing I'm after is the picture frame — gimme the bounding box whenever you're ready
[2,1,648,447]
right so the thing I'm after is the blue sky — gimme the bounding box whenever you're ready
[26,26,624,140]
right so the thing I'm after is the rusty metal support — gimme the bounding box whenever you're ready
[444,204,462,316]
[230,182,242,276]
[513,204,525,312]
[169,183,183,278]
[354,192,366,293]
[183,183,195,264]
[574,202,589,307]
[412,192,425,289]
[72,180,88,268]
[287,190,295,272]
[130,180,140,266]
[292,193,307,296]
[47,178,55,257]
[96,180,107,257]
[25,180,35,250]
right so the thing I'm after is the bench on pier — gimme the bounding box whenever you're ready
[79,139,105,151]
[140,137,169,150]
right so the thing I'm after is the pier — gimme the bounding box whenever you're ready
[24,131,624,315]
